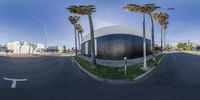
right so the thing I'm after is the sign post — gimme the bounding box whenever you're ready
[124,57,127,75]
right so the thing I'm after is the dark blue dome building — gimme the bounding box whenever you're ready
[81,25,152,60]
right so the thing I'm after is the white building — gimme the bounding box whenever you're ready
[0,44,7,52]
[167,43,178,48]
[6,41,45,54]
[46,46,65,53]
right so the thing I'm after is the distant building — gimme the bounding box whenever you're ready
[46,46,65,53]
[0,44,7,52]
[190,42,200,51]
[6,41,45,54]
[154,44,160,51]
[167,43,178,48]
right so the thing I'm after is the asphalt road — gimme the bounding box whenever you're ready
[0,52,200,100]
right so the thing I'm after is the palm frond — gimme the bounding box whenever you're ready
[68,15,80,25]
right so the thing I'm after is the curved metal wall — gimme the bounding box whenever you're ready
[81,34,152,60]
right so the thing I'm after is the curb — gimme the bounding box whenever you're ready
[72,54,166,84]
[72,57,134,84]
[72,57,105,82]
[182,51,200,56]
[134,53,166,81]
[134,66,156,81]
[157,53,166,64]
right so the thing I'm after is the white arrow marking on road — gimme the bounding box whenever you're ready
[3,77,28,88]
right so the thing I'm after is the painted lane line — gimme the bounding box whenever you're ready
[3,77,28,88]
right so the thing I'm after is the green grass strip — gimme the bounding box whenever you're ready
[74,53,165,80]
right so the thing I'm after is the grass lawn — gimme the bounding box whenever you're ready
[147,53,166,67]
[74,53,165,81]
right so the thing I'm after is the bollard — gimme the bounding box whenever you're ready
[124,57,127,75]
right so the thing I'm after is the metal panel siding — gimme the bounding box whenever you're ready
[85,42,88,55]
[81,34,152,60]
[95,39,97,56]
[81,42,85,55]
[88,41,91,56]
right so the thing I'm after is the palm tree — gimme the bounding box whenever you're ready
[78,27,84,41]
[77,26,84,55]
[144,4,160,61]
[19,42,23,54]
[153,12,169,53]
[67,5,97,68]
[28,43,32,54]
[164,20,169,49]
[68,16,80,57]
[124,4,150,69]
[75,23,83,53]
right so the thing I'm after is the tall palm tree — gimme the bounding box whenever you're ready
[164,20,169,49]
[68,16,80,57]
[124,4,150,69]
[19,43,22,54]
[153,12,169,53]
[78,27,84,41]
[28,43,32,54]
[77,26,84,54]
[144,4,160,61]
[75,23,83,53]
[67,5,97,68]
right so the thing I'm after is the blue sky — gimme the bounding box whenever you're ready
[0,0,199,48]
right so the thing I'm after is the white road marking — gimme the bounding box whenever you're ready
[3,77,28,88]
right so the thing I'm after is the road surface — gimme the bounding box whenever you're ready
[0,52,200,100]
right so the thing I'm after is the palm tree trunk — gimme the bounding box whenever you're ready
[149,13,155,61]
[80,33,83,55]
[29,44,31,54]
[74,26,78,57]
[19,44,22,54]
[142,14,147,69]
[78,32,81,54]
[164,28,166,50]
[81,33,83,41]
[88,14,96,68]
[161,26,163,53]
